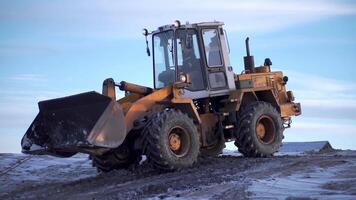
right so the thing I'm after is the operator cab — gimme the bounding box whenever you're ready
[146,21,236,99]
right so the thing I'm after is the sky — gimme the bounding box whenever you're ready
[1,0,356,152]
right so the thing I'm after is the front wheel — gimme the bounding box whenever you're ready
[235,102,284,157]
[143,109,200,171]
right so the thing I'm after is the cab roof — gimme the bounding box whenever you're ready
[151,21,224,34]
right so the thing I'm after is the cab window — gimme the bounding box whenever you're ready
[202,29,223,67]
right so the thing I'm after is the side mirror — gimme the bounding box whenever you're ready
[142,28,150,56]
[146,44,151,57]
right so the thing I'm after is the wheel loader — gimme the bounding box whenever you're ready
[21,21,301,172]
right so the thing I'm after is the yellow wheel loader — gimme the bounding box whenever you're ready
[21,21,301,172]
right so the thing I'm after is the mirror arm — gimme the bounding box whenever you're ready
[145,35,151,56]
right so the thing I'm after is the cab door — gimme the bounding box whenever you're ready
[176,29,206,91]
[201,29,229,91]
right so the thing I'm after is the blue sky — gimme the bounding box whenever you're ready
[1,0,356,152]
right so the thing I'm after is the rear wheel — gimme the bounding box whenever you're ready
[234,102,284,157]
[143,109,200,171]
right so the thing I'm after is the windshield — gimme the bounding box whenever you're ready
[153,31,175,89]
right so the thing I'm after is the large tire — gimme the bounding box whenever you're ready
[200,137,225,157]
[90,147,139,173]
[235,101,284,157]
[143,109,200,171]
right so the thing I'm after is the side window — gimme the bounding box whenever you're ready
[209,72,226,89]
[202,29,222,67]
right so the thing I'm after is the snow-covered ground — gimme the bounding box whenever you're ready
[1,142,355,199]
[223,140,333,156]
[0,153,97,195]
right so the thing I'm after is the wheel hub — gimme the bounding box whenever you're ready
[256,115,276,144]
[169,133,181,151]
[167,126,190,157]
[256,122,266,139]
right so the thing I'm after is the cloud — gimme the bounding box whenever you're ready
[295,120,356,133]
[284,118,356,149]
[7,74,48,82]
[286,70,356,93]
[254,36,356,50]
[301,99,356,109]
[1,0,356,39]
[0,87,84,130]
[0,44,59,56]
[279,69,356,120]
[283,69,356,98]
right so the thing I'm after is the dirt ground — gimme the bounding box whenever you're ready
[1,150,356,200]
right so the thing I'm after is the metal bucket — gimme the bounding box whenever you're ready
[21,91,127,157]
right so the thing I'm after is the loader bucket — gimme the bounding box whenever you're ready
[21,91,127,157]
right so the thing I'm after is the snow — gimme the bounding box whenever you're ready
[248,160,356,199]
[21,134,31,148]
[279,141,333,154]
[0,153,97,193]
[29,144,43,151]
[139,155,147,165]
[1,149,355,199]
[1,141,347,199]
[222,141,334,157]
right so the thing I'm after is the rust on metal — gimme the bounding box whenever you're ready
[256,115,276,144]
[119,81,153,95]
[280,102,301,117]
[102,78,116,100]
[168,126,190,157]
[255,66,271,73]
[256,123,266,139]
[169,133,181,151]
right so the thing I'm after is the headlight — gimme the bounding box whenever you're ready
[179,73,187,83]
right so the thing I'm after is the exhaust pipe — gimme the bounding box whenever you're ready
[243,37,255,73]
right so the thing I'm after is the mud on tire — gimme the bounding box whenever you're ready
[143,109,200,171]
[234,101,284,157]
[90,147,139,173]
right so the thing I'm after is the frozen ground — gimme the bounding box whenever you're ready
[0,142,355,200]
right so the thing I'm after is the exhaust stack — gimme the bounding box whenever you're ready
[244,37,255,73]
